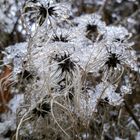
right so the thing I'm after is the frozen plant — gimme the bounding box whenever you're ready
[2,0,139,140]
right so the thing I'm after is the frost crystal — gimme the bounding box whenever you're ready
[3,42,27,78]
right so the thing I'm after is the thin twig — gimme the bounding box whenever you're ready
[124,100,140,130]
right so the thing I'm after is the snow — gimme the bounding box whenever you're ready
[0,94,23,136]
[136,132,140,140]
[3,42,28,79]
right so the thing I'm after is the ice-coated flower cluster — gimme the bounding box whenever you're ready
[5,0,138,114]
[3,0,139,139]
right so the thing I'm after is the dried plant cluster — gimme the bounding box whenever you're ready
[1,0,140,140]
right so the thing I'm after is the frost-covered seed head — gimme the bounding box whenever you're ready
[105,52,121,68]
[53,51,76,76]
[52,34,69,42]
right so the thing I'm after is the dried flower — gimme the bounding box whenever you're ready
[23,1,71,28]
[52,51,76,76]
[86,24,99,41]
[23,2,55,26]
[32,101,50,118]
[105,48,121,69]
[52,33,69,42]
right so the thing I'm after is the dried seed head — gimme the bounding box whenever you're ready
[105,53,121,68]
[86,24,98,33]
[38,5,47,26]
[52,34,69,42]
[48,6,56,17]
[53,52,76,75]
[86,24,99,41]
[32,102,51,118]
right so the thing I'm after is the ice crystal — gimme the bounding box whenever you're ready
[3,42,27,78]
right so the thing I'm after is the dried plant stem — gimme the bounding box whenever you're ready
[117,107,123,126]
[15,110,31,140]
[50,97,70,138]
[124,100,140,130]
